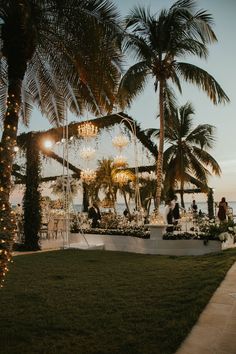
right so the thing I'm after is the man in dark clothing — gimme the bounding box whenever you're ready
[171,195,180,225]
[88,203,101,228]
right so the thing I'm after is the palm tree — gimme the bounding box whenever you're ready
[147,102,221,208]
[92,158,135,215]
[92,158,118,212]
[117,0,229,213]
[0,0,122,283]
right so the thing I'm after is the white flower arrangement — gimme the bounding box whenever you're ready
[218,232,229,242]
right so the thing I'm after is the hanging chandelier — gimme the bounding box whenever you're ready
[78,122,98,139]
[112,134,129,150]
[80,168,97,184]
[113,171,129,185]
[139,171,157,180]
[112,155,128,168]
[79,147,96,161]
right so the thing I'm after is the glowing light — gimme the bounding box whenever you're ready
[43,140,53,149]
[13,146,19,152]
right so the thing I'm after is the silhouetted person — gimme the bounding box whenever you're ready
[191,200,198,214]
[217,197,228,222]
[88,203,101,228]
[164,200,174,232]
[171,195,180,225]
[123,208,129,217]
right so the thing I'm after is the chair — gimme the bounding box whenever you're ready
[39,223,49,240]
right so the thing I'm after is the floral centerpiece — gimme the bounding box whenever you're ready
[199,219,236,243]
[163,218,236,244]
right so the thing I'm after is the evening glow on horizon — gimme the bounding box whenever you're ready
[13,0,236,204]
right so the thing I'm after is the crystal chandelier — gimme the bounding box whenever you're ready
[79,147,96,161]
[113,171,129,185]
[112,134,129,150]
[113,155,127,167]
[78,122,98,139]
[80,168,96,184]
[139,171,157,180]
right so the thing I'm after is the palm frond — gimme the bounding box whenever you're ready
[192,146,221,175]
[116,61,149,110]
[187,124,216,149]
[176,62,230,104]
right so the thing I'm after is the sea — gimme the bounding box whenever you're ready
[73,201,236,216]
[12,201,236,217]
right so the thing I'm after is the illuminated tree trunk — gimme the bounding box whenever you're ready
[156,80,165,211]
[0,2,35,284]
[0,80,21,286]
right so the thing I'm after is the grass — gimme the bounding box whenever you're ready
[1,248,236,354]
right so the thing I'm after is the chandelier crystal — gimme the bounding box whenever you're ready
[113,171,129,185]
[79,147,96,161]
[80,168,96,184]
[112,134,129,150]
[78,122,98,139]
[113,155,128,167]
[139,171,157,180]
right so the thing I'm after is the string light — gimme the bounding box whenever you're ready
[0,94,20,288]
[13,146,19,152]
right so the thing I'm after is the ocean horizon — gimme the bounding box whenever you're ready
[73,201,236,216]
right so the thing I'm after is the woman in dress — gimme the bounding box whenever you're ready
[217,197,228,222]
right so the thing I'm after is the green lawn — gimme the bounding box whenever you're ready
[1,249,236,354]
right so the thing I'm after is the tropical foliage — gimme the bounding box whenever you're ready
[0,0,122,285]
[146,102,221,207]
[117,0,229,211]
[88,158,135,213]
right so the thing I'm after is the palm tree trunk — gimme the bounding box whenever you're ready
[180,180,185,208]
[156,80,165,211]
[122,190,131,217]
[82,183,89,212]
[23,134,41,250]
[0,79,22,285]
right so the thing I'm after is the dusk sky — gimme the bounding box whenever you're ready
[16,0,236,204]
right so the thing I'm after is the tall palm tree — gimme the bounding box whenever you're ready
[147,102,221,207]
[0,0,122,284]
[117,0,229,213]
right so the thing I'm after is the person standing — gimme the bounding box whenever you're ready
[88,203,101,228]
[191,200,198,214]
[164,200,174,232]
[217,197,228,222]
[171,195,180,225]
